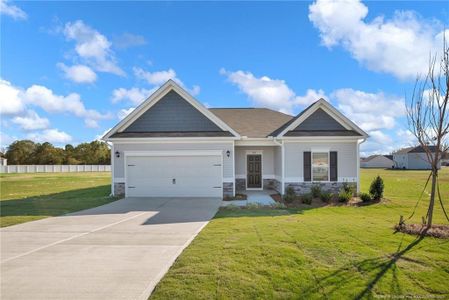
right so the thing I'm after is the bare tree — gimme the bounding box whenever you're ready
[407,37,449,227]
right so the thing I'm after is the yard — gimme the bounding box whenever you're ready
[151,168,449,299]
[0,172,116,227]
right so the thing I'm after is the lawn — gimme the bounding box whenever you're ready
[151,168,449,299]
[0,172,116,227]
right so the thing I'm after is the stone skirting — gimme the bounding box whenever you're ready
[114,182,125,197]
[285,182,357,195]
[223,182,234,197]
[263,179,282,193]
[235,178,246,192]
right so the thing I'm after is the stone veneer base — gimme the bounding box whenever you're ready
[285,182,356,195]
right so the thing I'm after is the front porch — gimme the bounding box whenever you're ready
[221,190,277,207]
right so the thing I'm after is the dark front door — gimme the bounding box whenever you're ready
[247,154,262,188]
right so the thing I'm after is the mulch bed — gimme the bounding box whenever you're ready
[270,194,385,208]
[395,224,449,239]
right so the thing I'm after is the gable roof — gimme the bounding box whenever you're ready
[103,80,240,140]
[274,99,368,138]
[393,146,439,155]
[209,108,293,138]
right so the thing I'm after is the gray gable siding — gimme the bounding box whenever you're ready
[124,90,223,132]
[292,108,346,131]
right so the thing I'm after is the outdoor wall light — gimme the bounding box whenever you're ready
[226,150,231,158]
[115,151,120,158]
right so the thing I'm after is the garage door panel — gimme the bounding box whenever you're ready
[126,155,222,197]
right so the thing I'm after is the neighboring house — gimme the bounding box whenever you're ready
[103,80,368,198]
[0,153,7,166]
[360,155,394,169]
[441,151,449,166]
[393,146,441,169]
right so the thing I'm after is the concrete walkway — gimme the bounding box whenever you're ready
[0,197,221,300]
[221,190,277,207]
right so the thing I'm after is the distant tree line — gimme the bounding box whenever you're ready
[4,140,111,165]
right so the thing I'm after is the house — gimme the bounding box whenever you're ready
[393,146,441,169]
[360,155,394,169]
[0,152,6,166]
[103,80,368,198]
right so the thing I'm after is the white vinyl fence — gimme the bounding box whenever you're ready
[0,165,111,173]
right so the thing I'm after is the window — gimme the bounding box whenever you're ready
[312,152,329,181]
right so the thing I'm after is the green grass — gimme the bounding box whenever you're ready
[0,172,116,227]
[151,168,449,299]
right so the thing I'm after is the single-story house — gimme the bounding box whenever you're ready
[393,146,441,170]
[360,155,394,169]
[103,80,368,198]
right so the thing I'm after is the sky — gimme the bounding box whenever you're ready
[1,0,448,156]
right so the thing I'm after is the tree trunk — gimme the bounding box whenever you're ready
[427,168,438,227]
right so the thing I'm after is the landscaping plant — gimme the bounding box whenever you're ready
[369,176,384,201]
[359,192,372,203]
[311,185,321,198]
[301,193,313,205]
[284,186,296,203]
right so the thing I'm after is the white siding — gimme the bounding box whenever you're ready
[235,146,275,178]
[284,141,358,180]
[274,146,282,179]
[361,156,394,168]
[113,142,234,181]
[407,153,432,169]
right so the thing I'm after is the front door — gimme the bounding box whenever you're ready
[247,154,262,188]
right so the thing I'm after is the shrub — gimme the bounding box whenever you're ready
[320,192,332,203]
[359,192,371,203]
[270,202,287,209]
[284,186,296,203]
[311,185,321,198]
[369,176,384,200]
[338,190,352,203]
[301,193,313,205]
[246,202,262,209]
[342,182,355,194]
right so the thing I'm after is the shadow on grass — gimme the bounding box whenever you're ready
[0,185,116,222]
[301,233,431,299]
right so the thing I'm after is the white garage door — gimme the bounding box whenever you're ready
[126,154,222,197]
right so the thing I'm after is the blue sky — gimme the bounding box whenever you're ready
[1,0,447,155]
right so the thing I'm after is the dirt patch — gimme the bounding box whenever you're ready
[223,193,247,201]
[395,224,449,239]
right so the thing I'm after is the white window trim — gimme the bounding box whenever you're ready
[245,150,263,190]
[311,151,330,183]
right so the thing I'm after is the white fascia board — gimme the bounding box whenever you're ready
[282,137,362,143]
[103,80,240,140]
[108,137,237,144]
[235,138,279,146]
[276,99,368,138]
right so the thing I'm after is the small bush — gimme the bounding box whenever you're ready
[284,186,296,203]
[359,192,371,203]
[311,185,321,198]
[320,192,332,203]
[369,176,384,200]
[342,182,355,194]
[301,193,313,205]
[338,190,352,203]
[246,202,262,209]
[270,202,287,209]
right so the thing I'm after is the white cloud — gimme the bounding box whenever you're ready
[0,79,25,115]
[27,129,72,144]
[133,67,178,85]
[331,88,406,131]
[117,107,135,120]
[295,89,327,106]
[63,20,124,76]
[190,85,201,96]
[12,110,50,131]
[220,68,298,114]
[84,119,99,128]
[309,0,447,80]
[0,0,27,20]
[111,87,156,105]
[57,63,97,84]
[113,33,147,49]
[0,131,16,149]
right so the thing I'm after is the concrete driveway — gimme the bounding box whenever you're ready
[0,197,221,300]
